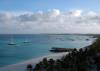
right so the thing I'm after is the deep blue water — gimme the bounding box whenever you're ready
[0,34,95,67]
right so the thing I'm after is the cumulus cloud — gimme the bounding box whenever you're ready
[0,9,100,34]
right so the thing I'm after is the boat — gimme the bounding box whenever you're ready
[8,37,16,45]
[8,42,16,45]
[23,38,30,43]
[23,40,30,43]
[86,38,89,41]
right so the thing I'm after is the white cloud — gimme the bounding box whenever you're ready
[0,9,100,34]
[87,11,98,17]
[69,10,82,17]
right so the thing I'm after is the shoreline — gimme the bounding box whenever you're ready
[0,35,96,71]
[0,52,68,71]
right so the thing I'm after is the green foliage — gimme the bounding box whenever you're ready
[27,64,33,71]
[91,37,100,52]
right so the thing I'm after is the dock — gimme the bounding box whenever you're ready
[50,47,74,52]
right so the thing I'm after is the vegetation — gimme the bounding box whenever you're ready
[27,36,100,71]
[27,64,33,71]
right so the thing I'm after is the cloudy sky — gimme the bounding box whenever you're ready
[0,0,100,34]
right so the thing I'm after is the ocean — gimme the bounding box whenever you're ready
[0,34,95,67]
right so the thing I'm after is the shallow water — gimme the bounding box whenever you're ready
[0,34,95,67]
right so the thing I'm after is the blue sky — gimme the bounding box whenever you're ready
[0,0,100,12]
[0,0,100,34]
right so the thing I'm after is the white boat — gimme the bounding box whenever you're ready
[23,38,30,43]
[23,40,30,43]
[8,42,16,45]
[8,37,16,45]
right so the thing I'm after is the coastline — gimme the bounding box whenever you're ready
[0,35,96,71]
[0,52,68,71]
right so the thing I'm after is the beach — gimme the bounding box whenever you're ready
[0,52,68,71]
[0,34,95,71]
[0,0,99,70]
[0,34,94,67]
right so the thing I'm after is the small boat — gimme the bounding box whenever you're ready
[86,39,89,41]
[23,41,30,43]
[23,39,30,43]
[8,42,16,45]
[8,37,16,45]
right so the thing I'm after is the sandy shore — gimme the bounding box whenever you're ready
[0,52,68,71]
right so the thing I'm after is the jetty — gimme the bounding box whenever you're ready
[50,47,74,52]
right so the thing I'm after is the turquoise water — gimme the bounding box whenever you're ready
[0,34,95,67]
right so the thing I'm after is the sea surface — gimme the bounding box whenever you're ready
[0,34,95,67]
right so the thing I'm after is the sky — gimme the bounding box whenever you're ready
[0,0,100,34]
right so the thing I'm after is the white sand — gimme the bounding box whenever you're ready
[0,52,68,71]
